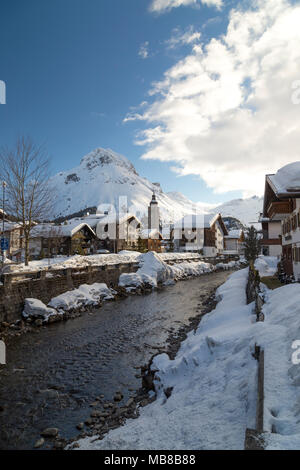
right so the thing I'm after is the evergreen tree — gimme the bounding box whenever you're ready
[168,240,174,252]
[137,235,145,253]
[244,225,260,263]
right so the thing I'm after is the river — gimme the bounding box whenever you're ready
[0,270,231,450]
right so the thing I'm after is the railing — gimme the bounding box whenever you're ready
[267,200,292,218]
[260,238,281,245]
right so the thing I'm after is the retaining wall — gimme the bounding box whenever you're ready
[0,262,139,324]
[1,255,224,324]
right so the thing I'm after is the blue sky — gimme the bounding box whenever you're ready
[1,0,299,204]
[0,0,239,204]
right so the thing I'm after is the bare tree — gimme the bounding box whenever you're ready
[0,136,54,266]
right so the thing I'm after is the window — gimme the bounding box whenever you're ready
[293,215,297,231]
[293,247,300,262]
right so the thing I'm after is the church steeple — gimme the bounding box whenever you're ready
[150,192,158,205]
[148,192,160,230]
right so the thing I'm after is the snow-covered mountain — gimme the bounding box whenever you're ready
[50,148,200,223]
[209,196,263,227]
[50,147,263,226]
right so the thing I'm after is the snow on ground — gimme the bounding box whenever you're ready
[255,255,278,277]
[48,283,116,312]
[4,252,142,273]
[254,283,300,450]
[23,283,116,322]
[215,260,240,270]
[73,268,300,450]
[23,298,60,322]
[119,252,216,290]
[4,251,205,274]
[75,268,259,450]
[22,253,240,322]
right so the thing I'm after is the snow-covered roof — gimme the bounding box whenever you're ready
[96,213,141,226]
[30,222,96,238]
[225,229,243,239]
[174,213,223,230]
[141,228,162,239]
[65,214,107,229]
[0,221,22,233]
[268,162,300,196]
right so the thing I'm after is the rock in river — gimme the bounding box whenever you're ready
[41,428,59,438]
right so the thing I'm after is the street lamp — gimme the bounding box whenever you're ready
[1,181,7,269]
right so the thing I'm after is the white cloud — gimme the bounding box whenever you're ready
[166,26,201,49]
[127,0,300,196]
[138,41,150,59]
[149,0,223,13]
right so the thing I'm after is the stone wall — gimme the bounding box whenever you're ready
[0,254,239,324]
[0,262,139,324]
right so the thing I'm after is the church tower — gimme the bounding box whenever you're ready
[148,192,160,230]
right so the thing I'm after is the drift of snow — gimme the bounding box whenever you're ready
[23,283,116,323]
[119,251,216,290]
[5,251,207,274]
[255,255,278,277]
[254,283,300,450]
[73,265,300,450]
[23,298,61,322]
[48,283,116,312]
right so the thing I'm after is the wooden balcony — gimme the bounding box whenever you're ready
[260,238,281,246]
[267,201,292,218]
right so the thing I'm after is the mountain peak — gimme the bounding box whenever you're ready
[80,148,138,175]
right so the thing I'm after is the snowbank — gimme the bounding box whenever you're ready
[4,251,205,274]
[48,283,116,312]
[23,298,60,322]
[22,253,239,323]
[216,260,241,270]
[255,255,278,277]
[5,252,142,273]
[75,268,259,450]
[254,283,300,449]
[119,252,215,291]
[70,266,300,450]
[23,283,116,323]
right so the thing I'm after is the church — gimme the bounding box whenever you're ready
[140,193,163,253]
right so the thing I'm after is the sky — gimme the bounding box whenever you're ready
[1,0,300,204]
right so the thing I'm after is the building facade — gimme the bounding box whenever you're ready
[261,162,300,280]
[224,229,245,255]
[172,213,228,256]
